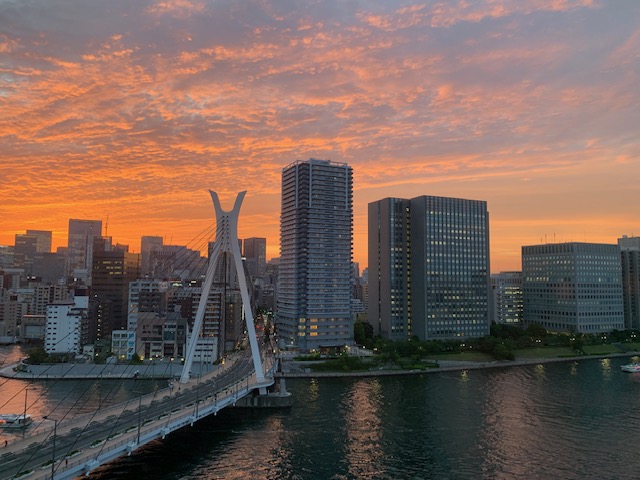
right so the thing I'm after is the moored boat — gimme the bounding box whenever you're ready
[621,363,640,373]
[0,414,32,429]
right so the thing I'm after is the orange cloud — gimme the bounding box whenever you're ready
[1,0,638,272]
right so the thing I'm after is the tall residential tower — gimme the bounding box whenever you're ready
[277,159,353,350]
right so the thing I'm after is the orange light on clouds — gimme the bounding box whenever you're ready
[1,0,639,272]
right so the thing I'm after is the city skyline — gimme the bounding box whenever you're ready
[2,0,639,271]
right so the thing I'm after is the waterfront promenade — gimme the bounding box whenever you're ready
[278,350,640,378]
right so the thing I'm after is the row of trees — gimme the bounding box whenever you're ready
[354,319,640,362]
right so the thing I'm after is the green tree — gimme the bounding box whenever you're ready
[354,320,366,345]
[27,347,49,365]
[571,336,585,354]
[526,323,547,340]
[129,353,143,365]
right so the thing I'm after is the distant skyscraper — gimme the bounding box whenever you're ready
[522,242,624,333]
[68,219,102,280]
[277,159,353,350]
[13,233,38,274]
[141,236,163,277]
[91,249,140,340]
[618,236,640,330]
[490,272,523,326]
[26,230,52,253]
[243,237,267,279]
[368,198,412,341]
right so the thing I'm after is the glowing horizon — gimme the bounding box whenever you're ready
[1,0,638,272]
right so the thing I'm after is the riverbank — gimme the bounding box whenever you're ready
[278,350,640,378]
[3,350,640,381]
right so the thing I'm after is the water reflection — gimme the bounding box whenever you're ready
[307,378,320,402]
[341,379,384,479]
[7,343,640,480]
[600,358,612,380]
[570,361,578,376]
[0,345,160,445]
[478,368,543,479]
[534,363,546,382]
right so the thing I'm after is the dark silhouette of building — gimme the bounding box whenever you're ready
[91,248,140,341]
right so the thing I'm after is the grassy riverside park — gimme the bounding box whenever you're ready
[281,339,640,377]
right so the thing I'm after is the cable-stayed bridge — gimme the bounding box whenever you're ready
[0,347,281,480]
[0,191,286,479]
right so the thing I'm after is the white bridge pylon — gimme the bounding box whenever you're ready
[180,191,265,385]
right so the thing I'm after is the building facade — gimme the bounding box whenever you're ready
[277,159,353,350]
[368,198,412,340]
[490,271,523,326]
[44,292,88,355]
[243,237,267,280]
[68,219,102,281]
[522,242,624,333]
[619,236,640,330]
[368,195,490,341]
[411,196,490,340]
[91,249,140,341]
[26,230,52,254]
[140,236,164,278]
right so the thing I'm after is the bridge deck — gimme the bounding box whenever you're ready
[0,354,277,480]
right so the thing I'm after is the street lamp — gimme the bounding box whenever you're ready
[137,394,142,444]
[195,374,200,419]
[42,416,58,479]
[23,388,32,425]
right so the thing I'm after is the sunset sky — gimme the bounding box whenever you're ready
[1,0,639,272]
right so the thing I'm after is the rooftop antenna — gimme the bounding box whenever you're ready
[105,214,109,237]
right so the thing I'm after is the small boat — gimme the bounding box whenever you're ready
[0,414,33,429]
[621,363,640,373]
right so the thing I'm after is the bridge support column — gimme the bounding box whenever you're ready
[180,191,265,385]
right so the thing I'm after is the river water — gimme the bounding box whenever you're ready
[3,345,640,479]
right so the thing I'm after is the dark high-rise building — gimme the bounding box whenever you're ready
[91,250,140,340]
[411,196,490,340]
[368,198,412,340]
[141,236,163,277]
[31,253,65,285]
[14,233,38,274]
[243,237,267,280]
[618,236,640,330]
[368,195,491,341]
[277,159,353,350]
[14,230,54,278]
[68,219,102,280]
[26,230,52,253]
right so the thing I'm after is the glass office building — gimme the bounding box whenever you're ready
[522,242,624,333]
[411,196,491,340]
[368,195,490,341]
[619,236,640,330]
